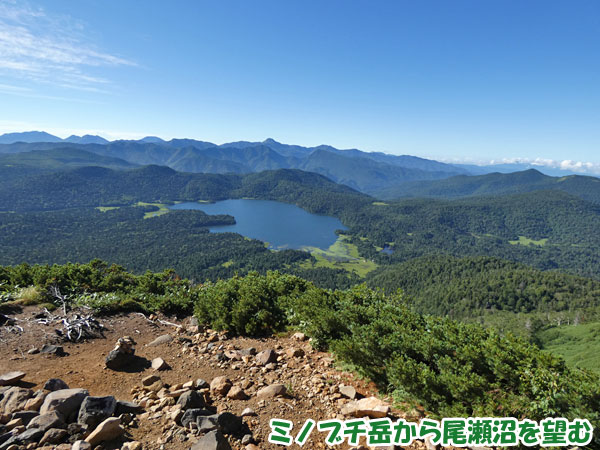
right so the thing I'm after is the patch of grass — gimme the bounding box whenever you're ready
[372,201,388,206]
[300,235,378,277]
[221,260,234,268]
[135,202,170,219]
[537,322,600,373]
[96,206,120,212]
[508,235,548,247]
[16,286,44,305]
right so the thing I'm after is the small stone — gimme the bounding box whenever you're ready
[0,387,33,414]
[0,371,26,386]
[226,386,248,400]
[5,418,23,431]
[255,384,287,398]
[147,334,173,346]
[340,396,390,418]
[285,347,304,358]
[195,379,209,389]
[240,407,256,417]
[210,376,232,396]
[121,441,143,450]
[241,434,253,445]
[151,357,170,371]
[115,400,143,415]
[85,417,124,446]
[255,349,277,366]
[339,384,357,399]
[141,375,161,386]
[292,332,307,341]
[72,439,92,450]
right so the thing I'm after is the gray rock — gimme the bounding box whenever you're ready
[10,411,37,426]
[255,349,277,365]
[239,347,256,356]
[0,427,44,449]
[176,390,205,410]
[26,411,66,432]
[39,427,68,445]
[190,430,231,450]
[146,334,173,346]
[40,344,66,356]
[196,415,218,433]
[105,348,135,370]
[213,412,242,434]
[0,387,33,414]
[43,378,69,392]
[179,408,211,428]
[40,388,89,422]
[195,379,209,389]
[0,372,26,387]
[241,434,253,445]
[77,396,116,429]
[115,400,143,415]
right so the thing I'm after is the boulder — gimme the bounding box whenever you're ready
[0,372,26,387]
[340,396,390,418]
[210,377,232,396]
[255,349,277,366]
[256,384,287,398]
[40,344,66,356]
[122,441,143,450]
[43,379,69,392]
[176,391,205,410]
[0,387,33,414]
[40,388,89,422]
[191,430,232,450]
[77,396,117,429]
[85,417,124,446]
[26,411,66,432]
[39,428,68,445]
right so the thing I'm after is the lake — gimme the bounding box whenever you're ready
[170,199,347,250]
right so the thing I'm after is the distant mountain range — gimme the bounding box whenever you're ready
[0,130,597,197]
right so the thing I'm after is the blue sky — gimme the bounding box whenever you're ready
[0,0,599,172]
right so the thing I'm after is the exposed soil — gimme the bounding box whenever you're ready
[0,306,427,450]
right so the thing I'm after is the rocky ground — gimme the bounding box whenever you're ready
[0,307,466,450]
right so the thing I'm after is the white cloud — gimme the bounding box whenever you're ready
[439,155,600,176]
[0,0,135,91]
